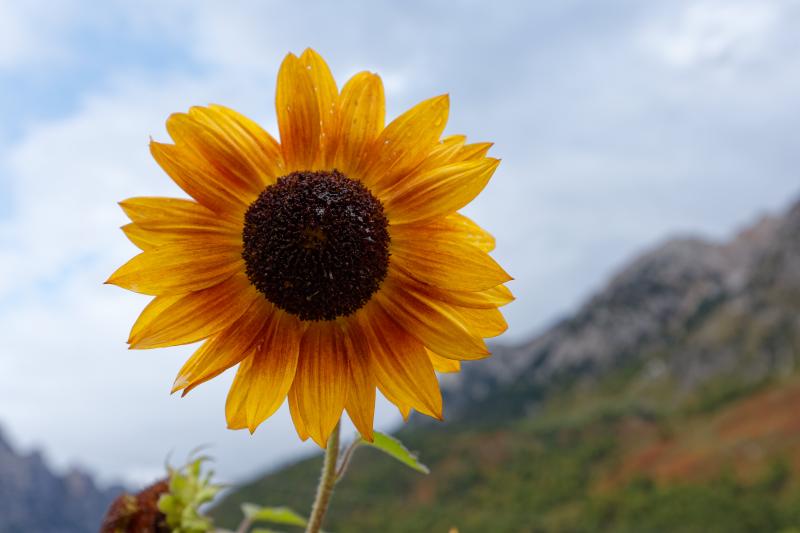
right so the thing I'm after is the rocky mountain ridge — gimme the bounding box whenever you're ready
[440,200,800,421]
[0,427,119,533]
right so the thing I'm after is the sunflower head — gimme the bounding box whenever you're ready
[107,48,513,447]
[100,479,170,533]
[241,169,390,321]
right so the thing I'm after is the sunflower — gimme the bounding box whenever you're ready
[107,48,513,447]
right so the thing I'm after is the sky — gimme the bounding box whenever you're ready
[0,0,799,486]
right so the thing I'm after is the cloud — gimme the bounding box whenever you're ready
[640,1,779,69]
[0,0,75,68]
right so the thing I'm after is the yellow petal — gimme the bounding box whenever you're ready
[129,273,258,349]
[150,141,248,218]
[428,350,461,373]
[398,404,412,420]
[244,311,303,433]
[417,213,496,253]
[354,304,442,419]
[121,221,240,251]
[291,322,349,447]
[122,223,159,251]
[453,305,508,338]
[422,283,514,310]
[167,109,273,198]
[390,224,511,292]
[402,137,492,183]
[453,284,515,308]
[128,294,182,343]
[191,104,284,184]
[225,355,254,430]
[210,104,285,177]
[387,266,513,311]
[375,274,489,360]
[119,197,239,231]
[371,373,413,421]
[172,298,274,394]
[448,213,496,253]
[375,385,413,421]
[299,48,338,167]
[106,241,242,296]
[276,53,321,171]
[457,142,493,161]
[382,158,499,224]
[341,323,376,441]
[288,386,310,441]
[411,135,466,175]
[333,71,385,178]
[366,94,449,193]
[485,284,515,306]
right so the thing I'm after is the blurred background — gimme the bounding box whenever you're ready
[1,0,799,531]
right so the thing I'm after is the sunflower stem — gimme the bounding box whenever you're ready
[305,421,341,533]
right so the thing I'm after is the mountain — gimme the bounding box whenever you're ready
[442,199,799,426]
[212,197,800,532]
[0,428,120,533]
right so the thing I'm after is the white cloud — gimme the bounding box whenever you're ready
[0,0,76,68]
[640,1,779,69]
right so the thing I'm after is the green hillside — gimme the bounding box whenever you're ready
[212,364,800,532]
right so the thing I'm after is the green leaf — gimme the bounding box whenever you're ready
[196,485,220,503]
[157,494,177,514]
[250,529,285,533]
[159,457,219,532]
[362,432,430,474]
[241,503,307,526]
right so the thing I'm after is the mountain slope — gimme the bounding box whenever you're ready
[213,198,800,532]
[0,429,120,533]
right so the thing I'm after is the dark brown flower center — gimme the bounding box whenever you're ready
[242,170,390,321]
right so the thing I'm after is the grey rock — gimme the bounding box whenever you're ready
[0,427,121,533]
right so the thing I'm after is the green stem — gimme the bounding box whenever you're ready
[305,422,341,533]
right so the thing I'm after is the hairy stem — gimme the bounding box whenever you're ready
[305,422,341,533]
[233,517,253,533]
[335,438,362,481]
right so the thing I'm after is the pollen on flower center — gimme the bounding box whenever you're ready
[242,169,390,321]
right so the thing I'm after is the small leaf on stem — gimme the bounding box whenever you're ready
[240,503,308,526]
[362,432,429,474]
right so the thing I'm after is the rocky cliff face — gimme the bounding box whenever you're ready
[0,428,119,533]
[441,199,800,421]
